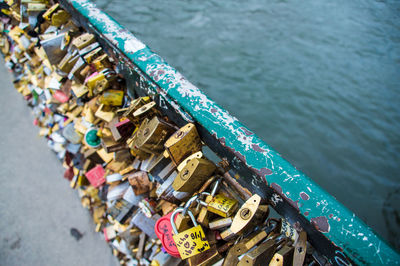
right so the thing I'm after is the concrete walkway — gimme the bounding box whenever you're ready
[0,61,118,266]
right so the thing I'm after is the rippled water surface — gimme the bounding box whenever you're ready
[93,0,400,249]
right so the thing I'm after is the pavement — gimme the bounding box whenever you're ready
[0,61,118,266]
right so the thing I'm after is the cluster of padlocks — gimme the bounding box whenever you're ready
[0,1,320,265]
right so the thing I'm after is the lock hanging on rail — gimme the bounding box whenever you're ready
[170,207,210,260]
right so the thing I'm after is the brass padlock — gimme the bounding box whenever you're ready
[293,231,307,266]
[132,101,158,123]
[99,89,124,106]
[92,53,112,71]
[133,116,175,155]
[237,237,280,266]
[122,97,151,122]
[222,228,272,266]
[269,242,294,266]
[205,193,238,218]
[164,123,203,166]
[171,207,210,260]
[229,194,269,235]
[208,217,233,230]
[72,33,96,50]
[172,157,216,193]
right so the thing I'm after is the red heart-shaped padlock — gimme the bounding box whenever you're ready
[154,212,180,258]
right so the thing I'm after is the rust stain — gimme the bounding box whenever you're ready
[251,143,266,153]
[311,216,330,233]
[304,211,309,216]
[300,192,310,201]
[211,108,217,113]
[271,183,300,211]
[253,167,273,177]
[329,214,334,219]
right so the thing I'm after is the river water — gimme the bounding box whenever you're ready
[92,0,400,250]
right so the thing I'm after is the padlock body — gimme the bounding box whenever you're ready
[207,194,238,217]
[172,225,210,260]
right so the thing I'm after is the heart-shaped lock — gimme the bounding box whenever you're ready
[154,212,180,258]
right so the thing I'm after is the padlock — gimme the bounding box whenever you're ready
[132,101,158,123]
[208,217,233,230]
[269,242,294,266]
[127,171,153,195]
[237,237,282,266]
[154,212,180,258]
[108,118,135,142]
[293,231,307,266]
[51,9,70,27]
[133,116,175,155]
[172,157,216,193]
[92,53,112,71]
[107,199,136,225]
[164,123,203,166]
[122,97,151,122]
[99,89,124,106]
[201,193,238,218]
[95,104,115,123]
[229,194,269,235]
[42,3,60,20]
[72,33,96,50]
[83,46,102,64]
[222,227,273,266]
[170,207,210,260]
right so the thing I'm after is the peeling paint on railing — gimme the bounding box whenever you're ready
[64,0,400,264]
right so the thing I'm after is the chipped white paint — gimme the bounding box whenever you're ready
[73,0,145,54]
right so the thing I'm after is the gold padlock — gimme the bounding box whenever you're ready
[122,97,151,122]
[133,116,175,155]
[269,242,294,266]
[206,194,238,218]
[171,207,210,260]
[92,54,112,71]
[237,238,279,266]
[72,33,96,50]
[230,194,269,235]
[99,89,124,106]
[172,158,216,193]
[164,123,203,166]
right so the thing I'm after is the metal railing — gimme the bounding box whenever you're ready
[59,0,400,264]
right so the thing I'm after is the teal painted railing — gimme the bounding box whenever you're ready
[60,0,399,264]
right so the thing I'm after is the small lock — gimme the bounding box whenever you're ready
[171,207,210,260]
[72,33,96,50]
[237,237,282,266]
[164,123,203,166]
[99,89,124,106]
[154,212,180,258]
[172,157,216,193]
[269,242,294,266]
[92,54,112,71]
[122,97,151,122]
[204,193,238,218]
[133,116,175,155]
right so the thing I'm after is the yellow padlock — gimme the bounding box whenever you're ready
[171,207,210,260]
[206,194,238,218]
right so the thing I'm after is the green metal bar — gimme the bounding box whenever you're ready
[65,0,399,264]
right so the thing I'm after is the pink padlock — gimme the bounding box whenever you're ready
[154,212,180,258]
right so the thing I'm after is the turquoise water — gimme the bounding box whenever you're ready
[93,0,400,249]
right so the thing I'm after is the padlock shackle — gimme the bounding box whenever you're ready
[170,207,198,235]
[211,178,221,196]
[182,194,201,217]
